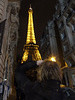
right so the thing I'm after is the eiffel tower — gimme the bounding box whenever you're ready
[21,5,42,62]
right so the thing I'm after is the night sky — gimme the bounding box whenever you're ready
[17,0,57,57]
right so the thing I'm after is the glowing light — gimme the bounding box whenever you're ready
[4,79,7,81]
[26,6,36,44]
[60,84,65,88]
[22,50,29,62]
[50,57,56,62]
[61,62,68,69]
[65,62,68,67]
[21,6,42,62]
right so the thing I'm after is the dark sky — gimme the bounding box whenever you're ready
[17,0,57,56]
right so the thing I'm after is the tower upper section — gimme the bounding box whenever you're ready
[26,5,36,44]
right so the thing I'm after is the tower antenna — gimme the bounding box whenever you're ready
[30,4,31,8]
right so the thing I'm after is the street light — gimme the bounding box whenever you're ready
[50,56,56,62]
[48,56,56,62]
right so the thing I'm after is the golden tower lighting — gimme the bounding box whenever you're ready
[22,5,42,62]
[26,5,36,44]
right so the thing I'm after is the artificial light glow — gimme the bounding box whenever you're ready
[22,50,28,62]
[21,6,42,63]
[4,79,7,81]
[50,57,56,62]
[61,62,68,69]
[60,84,65,88]
[26,8,36,44]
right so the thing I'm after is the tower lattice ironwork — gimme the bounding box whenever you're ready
[22,5,42,62]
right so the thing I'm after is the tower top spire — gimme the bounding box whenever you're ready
[29,4,32,10]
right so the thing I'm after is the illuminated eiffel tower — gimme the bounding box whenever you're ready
[22,5,42,62]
